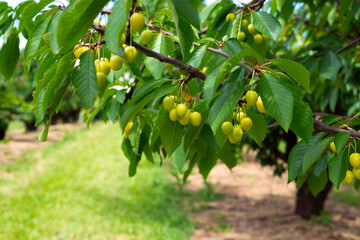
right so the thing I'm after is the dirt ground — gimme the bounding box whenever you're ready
[0,123,84,164]
[186,161,360,240]
[1,125,360,240]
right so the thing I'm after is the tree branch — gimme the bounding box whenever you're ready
[313,119,360,138]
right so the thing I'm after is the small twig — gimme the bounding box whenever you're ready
[313,119,360,138]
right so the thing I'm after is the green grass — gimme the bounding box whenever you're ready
[0,123,194,240]
[332,185,360,208]
[7,121,25,132]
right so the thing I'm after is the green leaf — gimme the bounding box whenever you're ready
[260,73,293,131]
[24,16,51,69]
[218,142,237,170]
[168,0,194,60]
[0,27,19,79]
[187,44,208,68]
[86,100,108,128]
[288,133,322,183]
[308,170,328,197]
[105,0,131,53]
[43,52,75,113]
[35,49,58,83]
[35,89,46,125]
[319,50,342,81]
[198,147,217,180]
[18,0,53,32]
[209,68,244,133]
[270,58,310,92]
[230,12,241,38]
[253,11,282,41]
[167,0,200,29]
[240,42,265,65]
[203,63,223,105]
[120,93,154,131]
[54,0,110,54]
[313,154,328,177]
[246,109,268,147]
[183,101,209,153]
[106,98,120,123]
[334,132,350,153]
[290,101,313,143]
[157,107,182,156]
[329,151,347,189]
[39,118,50,142]
[302,138,329,173]
[72,51,98,108]
[173,141,186,173]
[132,79,170,102]
[144,33,167,79]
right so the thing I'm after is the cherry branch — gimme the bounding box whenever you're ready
[313,119,360,138]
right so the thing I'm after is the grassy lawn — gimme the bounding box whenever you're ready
[0,123,194,240]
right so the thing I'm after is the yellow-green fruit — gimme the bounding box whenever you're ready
[232,125,243,142]
[74,45,83,59]
[236,112,245,122]
[262,34,270,40]
[226,13,235,21]
[245,90,258,107]
[237,31,246,42]
[353,168,360,180]
[141,30,154,45]
[248,24,256,35]
[163,96,175,111]
[343,170,354,184]
[221,121,233,135]
[101,57,109,63]
[256,96,266,113]
[176,104,187,118]
[330,142,336,153]
[130,12,145,32]
[178,110,191,125]
[124,46,137,63]
[254,33,263,44]
[99,60,111,75]
[96,72,107,88]
[169,108,178,121]
[228,134,237,144]
[349,153,360,168]
[110,55,123,71]
[190,112,202,126]
[241,117,253,131]
[125,121,134,134]
[241,19,248,28]
[118,33,126,47]
[202,67,207,74]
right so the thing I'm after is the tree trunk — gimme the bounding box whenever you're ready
[0,124,7,140]
[24,119,37,132]
[295,179,333,219]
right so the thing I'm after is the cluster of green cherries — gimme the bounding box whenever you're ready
[226,13,270,45]
[74,11,157,88]
[163,95,202,127]
[330,142,360,184]
[221,90,266,144]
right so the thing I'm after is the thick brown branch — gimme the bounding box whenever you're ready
[313,119,360,138]
[129,41,207,80]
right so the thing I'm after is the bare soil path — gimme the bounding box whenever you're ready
[186,161,360,240]
[0,123,84,164]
